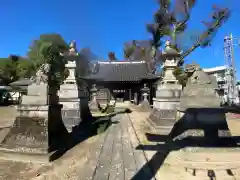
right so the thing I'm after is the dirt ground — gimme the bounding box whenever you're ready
[0,130,102,180]
[1,105,240,179]
[0,106,104,180]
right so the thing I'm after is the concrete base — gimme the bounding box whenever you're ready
[17,105,48,118]
[153,83,181,109]
[0,104,68,163]
[60,98,80,109]
[148,108,177,134]
[153,98,180,110]
[139,100,151,112]
[58,84,78,99]
[61,108,81,132]
[150,87,180,133]
[171,108,232,144]
[59,97,81,132]
[0,116,50,162]
[59,83,83,131]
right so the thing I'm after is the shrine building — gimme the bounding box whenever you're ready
[83,61,160,105]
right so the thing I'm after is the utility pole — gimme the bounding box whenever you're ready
[223,34,239,105]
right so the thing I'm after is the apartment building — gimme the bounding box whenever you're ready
[203,66,239,105]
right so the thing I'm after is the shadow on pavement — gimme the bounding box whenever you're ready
[50,108,132,161]
[131,107,240,180]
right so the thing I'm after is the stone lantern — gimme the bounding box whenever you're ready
[58,40,86,131]
[148,41,182,133]
[140,83,151,110]
[89,84,99,112]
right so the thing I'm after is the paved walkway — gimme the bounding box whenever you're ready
[77,113,154,180]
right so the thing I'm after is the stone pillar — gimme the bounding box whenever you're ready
[89,84,99,112]
[148,41,182,133]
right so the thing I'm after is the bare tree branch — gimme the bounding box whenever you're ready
[181,6,230,60]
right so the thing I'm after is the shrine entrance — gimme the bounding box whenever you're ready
[113,89,127,102]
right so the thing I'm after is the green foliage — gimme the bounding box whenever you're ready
[27,34,68,68]
[0,56,35,85]
[173,67,188,88]
[41,43,67,86]
[17,59,36,78]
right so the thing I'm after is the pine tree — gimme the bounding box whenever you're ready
[147,0,230,82]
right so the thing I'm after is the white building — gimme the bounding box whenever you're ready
[203,66,228,93]
[203,66,239,105]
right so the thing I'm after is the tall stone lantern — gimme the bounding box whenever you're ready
[58,40,89,132]
[148,41,182,134]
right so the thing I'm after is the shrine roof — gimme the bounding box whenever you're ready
[9,79,32,86]
[83,61,159,82]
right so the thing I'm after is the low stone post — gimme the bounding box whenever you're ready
[134,92,138,105]
[89,84,99,112]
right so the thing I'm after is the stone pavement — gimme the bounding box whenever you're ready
[128,108,240,180]
[77,113,154,180]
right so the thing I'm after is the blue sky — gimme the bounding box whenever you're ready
[0,0,240,78]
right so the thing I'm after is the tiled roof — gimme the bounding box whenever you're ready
[84,61,158,82]
[9,79,32,86]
